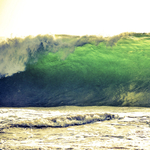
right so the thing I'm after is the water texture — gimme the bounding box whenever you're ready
[0,32,150,107]
[1,106,150,149]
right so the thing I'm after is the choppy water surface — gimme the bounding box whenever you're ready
[1,106,150,149]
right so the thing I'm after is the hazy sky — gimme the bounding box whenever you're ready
[0,0,150,38]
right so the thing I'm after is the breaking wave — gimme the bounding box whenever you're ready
[0,32,150,107]
[0,108,117,131]
[0,32,131,78]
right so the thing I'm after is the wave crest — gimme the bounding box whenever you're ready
[0,109,118,131]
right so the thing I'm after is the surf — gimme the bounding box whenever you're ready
[0,32,150,107]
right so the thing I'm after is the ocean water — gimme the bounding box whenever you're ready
[0,32,150,107]
[1,106,150,149]
[1,33,150,149]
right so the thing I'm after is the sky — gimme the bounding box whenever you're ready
[0,0,150,38]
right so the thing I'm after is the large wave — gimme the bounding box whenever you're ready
[0,32,150,107]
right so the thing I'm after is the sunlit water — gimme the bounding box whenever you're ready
[1,106,150,149]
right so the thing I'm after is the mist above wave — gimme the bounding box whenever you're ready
[0,34,64,77]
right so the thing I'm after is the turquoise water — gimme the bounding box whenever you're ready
[0,33,150,107]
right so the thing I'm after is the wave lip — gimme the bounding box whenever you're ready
[0,109,118,131]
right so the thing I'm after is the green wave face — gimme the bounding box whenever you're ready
[1,33,150,107]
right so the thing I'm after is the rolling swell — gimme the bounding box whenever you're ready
[0,108,117,130]
[0,32,150,107]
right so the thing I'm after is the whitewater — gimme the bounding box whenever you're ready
[1,106,150,149]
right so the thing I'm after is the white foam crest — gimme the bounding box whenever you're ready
[0,35,55,78]
[0,109,117,130]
